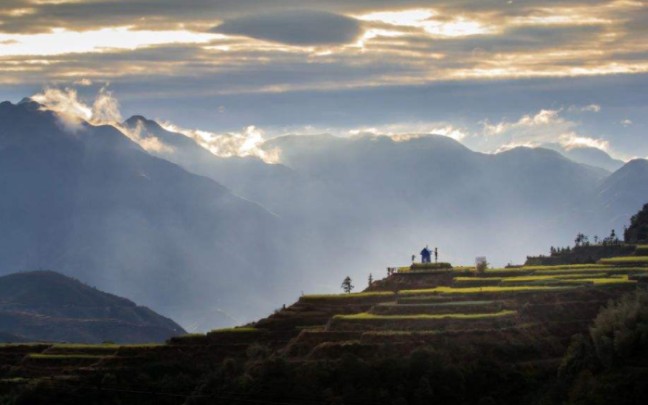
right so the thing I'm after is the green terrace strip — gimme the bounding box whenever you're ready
[207,327,258,334]
[399,285,573,296]
[453,266,476,271]
[506,275,637,286]
[487,264,612,273]
[47,343,162,350]
[332,310,517,321]
[520,264,612,271]
[500,273,608,282]
[49,343,120,348]
[0,378,29,383]
[455,277,504,282]
[482,266,648,277]
[173,333,205,339]
[301,291,394,300]
[26,353,108,359]
[0,343,48,348]
[361,330,446,336]
[634,247,648,255]
[533,267,648,276]
[570,276,636,285]
[398,266,474,274]
[456,273,612,283]
[599,256,648,265]
[377,300,495,307]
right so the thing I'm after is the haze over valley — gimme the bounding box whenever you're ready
[1,91,646,330]
[0,0,648,331]
[3,2,648,403]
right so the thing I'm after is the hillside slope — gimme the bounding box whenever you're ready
[2,252,647,404]
[0,100,287,330]
[597,159,648,231]
[117,118,641,288]
[0,271,185,343]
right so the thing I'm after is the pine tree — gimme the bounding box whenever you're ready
[341,276,354,294]
[368,273,373,287]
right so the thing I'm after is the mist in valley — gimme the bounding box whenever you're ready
[1,87,646,332]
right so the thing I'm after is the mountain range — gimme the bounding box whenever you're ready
[0,100,288,330]
[1,98,647,330]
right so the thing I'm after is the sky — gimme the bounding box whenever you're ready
[0,0,647,160]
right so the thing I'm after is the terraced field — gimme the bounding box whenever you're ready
[1,246,647,402]
[285,248,648,356]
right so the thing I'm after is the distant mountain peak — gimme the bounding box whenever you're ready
[621,158,648,169]
[540,143,624,172]
[124,114,162,129]
[1,98,41,112]
[16,97,43,111]
[497,146,572,162]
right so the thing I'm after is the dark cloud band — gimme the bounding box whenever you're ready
[212,10,362,46]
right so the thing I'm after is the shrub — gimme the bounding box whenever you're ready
[590,289,648,368]
[558,334,595,380]
[476,260,488,274]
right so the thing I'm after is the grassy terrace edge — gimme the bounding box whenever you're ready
[26,353,108,359]
[207,327,259,334]
[399,285,576,296]
[300,291,394,301]
[599,256,648,265]
[332,310,517,321]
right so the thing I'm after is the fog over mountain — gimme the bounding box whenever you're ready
[0,100,288,331]
[2,99,647,331]
[132,113,648,294]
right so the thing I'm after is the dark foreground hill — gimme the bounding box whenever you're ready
[0,271,185,343]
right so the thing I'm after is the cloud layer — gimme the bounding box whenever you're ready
[31,86,279,162]
[31,86,172,152]
[0,1,646,157]
[213,10,362,45]
[0,0,645,88]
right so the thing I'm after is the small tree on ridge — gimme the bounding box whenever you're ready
[341,276,354,294]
